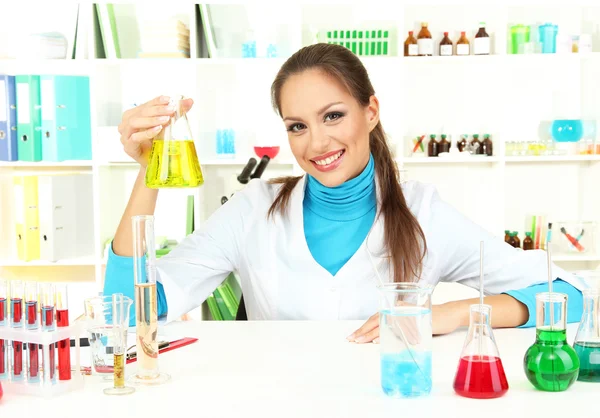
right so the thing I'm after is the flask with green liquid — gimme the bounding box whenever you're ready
[523,292,580,391]
[145,96,204,188]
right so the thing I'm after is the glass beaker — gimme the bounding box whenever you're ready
[453,304,509,399]
[573,272,600,382]
[510,25,530,54]
[539,24,558,53]
[131,215,170,385]
[104,294,135,396]
[84,295,131,379]
[145,95,204,188]
[524,292,580,391]
[551,119,583,143]
[378,282,433,398]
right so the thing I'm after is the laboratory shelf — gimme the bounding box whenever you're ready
[552,255,600,262]
[505,155,600,163]
[0,161,94,168]
[0,256,97,267]
[399,157,500,164]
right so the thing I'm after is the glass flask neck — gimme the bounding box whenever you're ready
[158,96,191,143]
[468,304,491,328]
[535,292,567,331]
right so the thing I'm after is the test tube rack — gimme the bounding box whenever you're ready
[0,321,84,397]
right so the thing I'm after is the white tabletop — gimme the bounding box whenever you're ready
[0,321,594,417]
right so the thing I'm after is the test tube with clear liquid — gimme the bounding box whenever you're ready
[130,215,170,385]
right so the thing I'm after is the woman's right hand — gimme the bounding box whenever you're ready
[118,95,194,167]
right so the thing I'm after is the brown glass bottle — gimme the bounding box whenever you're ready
[474,22,490,55]
[513,231,521,249]
[470,134,483,154]
[440,32,453,56]
[458,134,469,152]
[417,23,433,56]
[481,133,493,156]
[504,230,511,243]
[404,31,418,57]
[523,232,534,250]
[508,232,517,248]
[456,31,470,56]
[439,134,450,153]
[427,134,439,157]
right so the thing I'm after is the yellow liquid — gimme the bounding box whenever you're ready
[114,353,124,388]
[145,139,204,188]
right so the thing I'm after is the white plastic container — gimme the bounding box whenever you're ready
[0,321,84,397]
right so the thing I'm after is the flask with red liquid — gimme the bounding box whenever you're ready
[453,304,509,399]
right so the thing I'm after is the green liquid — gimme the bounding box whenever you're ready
[145,139,204,188]
[574,342,600,382]
[524,328,580,391]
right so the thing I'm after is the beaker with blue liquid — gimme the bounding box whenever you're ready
[573,271,600,382]
[378,283,433,398]
[539,24,558,54]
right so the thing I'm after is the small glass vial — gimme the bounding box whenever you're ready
[427,134,439,157]
[456,31,470,55]
[404,31,418,56]
[474,22,491,55]
[417,23,433,56]
[440,32,453,56]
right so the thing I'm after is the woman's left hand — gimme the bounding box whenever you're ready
[347,303,463,344]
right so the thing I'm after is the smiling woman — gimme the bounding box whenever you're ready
[103,43,585,344]
[269,44,427,286]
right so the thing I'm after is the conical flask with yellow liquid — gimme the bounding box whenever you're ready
[145,96,204,188]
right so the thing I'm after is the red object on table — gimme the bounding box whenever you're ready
[453,355,509,399]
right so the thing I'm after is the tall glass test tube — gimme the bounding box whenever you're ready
[131,215,170,385]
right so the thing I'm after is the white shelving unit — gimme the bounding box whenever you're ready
[1,3,600,299]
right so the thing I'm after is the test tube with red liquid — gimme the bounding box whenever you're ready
[40,283,56,383]
[10,280,24,381]
[56,284,71,381]
[0,278,7,380]
[25,281,40,382]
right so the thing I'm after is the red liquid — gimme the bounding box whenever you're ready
[0,298,4,376]
[453,355,509,399]
[0,339,4,375]
[253,146,280,159]
[28,343,39,378]
[56,309,71,380]
[13,341,23,377]
[26,301,37,327]
[0,298,5,322]
[11,298,22,324]
[43,306,55,379]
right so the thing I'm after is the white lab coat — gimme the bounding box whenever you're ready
[157,176,586,322]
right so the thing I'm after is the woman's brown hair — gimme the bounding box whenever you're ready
[268,43,426,283]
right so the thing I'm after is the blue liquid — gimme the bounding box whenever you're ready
[381,351,432,397]
[551,120,583,143]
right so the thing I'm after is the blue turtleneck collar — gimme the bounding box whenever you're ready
[304,154,376,222]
